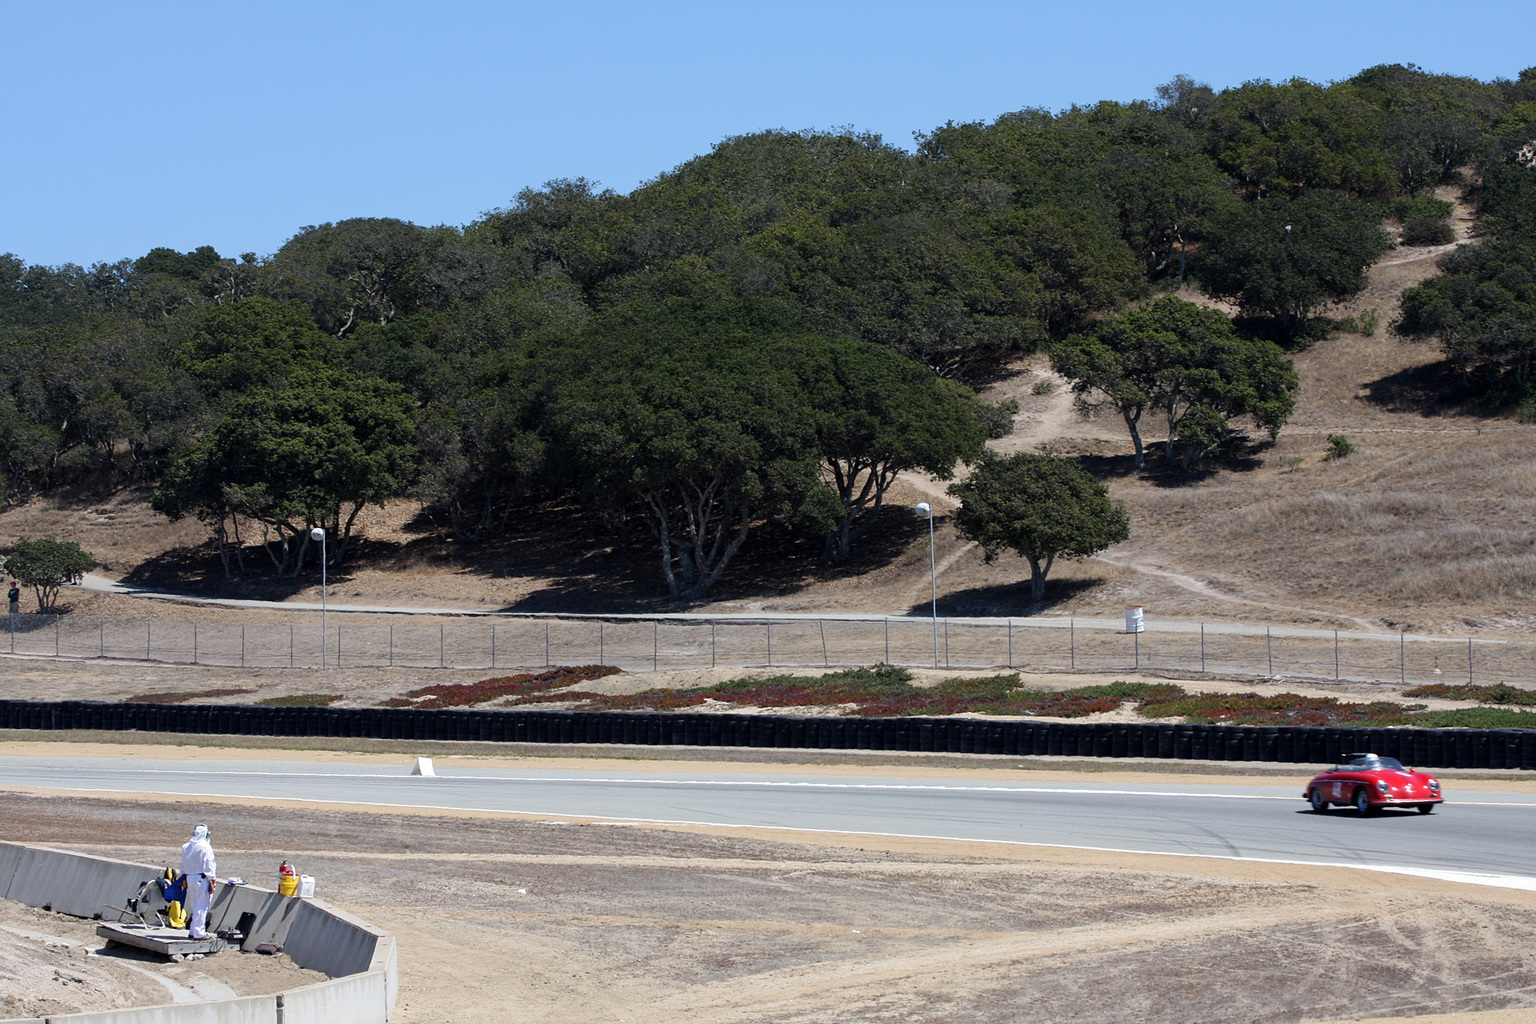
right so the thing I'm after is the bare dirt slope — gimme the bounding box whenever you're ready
[4,762,1536,1024]
[0,897,321,1020]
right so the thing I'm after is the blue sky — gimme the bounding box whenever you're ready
[5,1,1534,268]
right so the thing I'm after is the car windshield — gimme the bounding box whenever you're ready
[1340,755,1405,771]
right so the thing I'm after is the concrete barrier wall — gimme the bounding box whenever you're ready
[204,887,301,953]
[2,846,159,920]
[281,972,388,1024]
[282,899,382,979]
[0,842,25,898]
[0,842,397,1024]
[44,998,277,1024]
[374,937,398,1015]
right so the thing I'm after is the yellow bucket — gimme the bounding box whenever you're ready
[278,875,298,897]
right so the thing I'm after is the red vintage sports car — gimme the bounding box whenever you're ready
[1304,753,1443,815]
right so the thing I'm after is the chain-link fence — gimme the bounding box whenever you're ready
[2,610,1531,686]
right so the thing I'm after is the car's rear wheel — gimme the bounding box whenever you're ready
[1417,803,1435,814]
[1354,788,1373,816]
[1309,788,1329,813]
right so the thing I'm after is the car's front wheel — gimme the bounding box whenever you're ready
[1310,788,1329,813]
[1417,803,1435,814]
[1354,788,1373,816]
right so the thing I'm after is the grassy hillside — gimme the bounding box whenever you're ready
[6,182,1533,636]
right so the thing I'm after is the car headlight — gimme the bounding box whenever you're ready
[1427,779,1440,791]
[1376,780,1391,793]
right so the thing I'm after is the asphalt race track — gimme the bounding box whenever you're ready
[3,755,1535,889]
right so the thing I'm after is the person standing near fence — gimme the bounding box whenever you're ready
[179,824,218,939]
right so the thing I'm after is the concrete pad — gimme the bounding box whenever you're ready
[96,923,229,956]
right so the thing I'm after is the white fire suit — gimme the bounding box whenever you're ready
[179,824,217,939]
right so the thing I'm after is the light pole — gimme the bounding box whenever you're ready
[310,527,327,669]
[916,502,938,668]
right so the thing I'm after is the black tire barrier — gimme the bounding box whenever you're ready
[3,699,1536,769]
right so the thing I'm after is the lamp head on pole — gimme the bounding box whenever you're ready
[915,502,932,518]
[310,528,325,543]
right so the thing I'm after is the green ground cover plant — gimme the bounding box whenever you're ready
[1403,683,1536,705]
[444,667,1536,729]
[1135,689,1423,726]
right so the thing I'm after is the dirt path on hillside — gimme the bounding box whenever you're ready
[4,755,1536,1024]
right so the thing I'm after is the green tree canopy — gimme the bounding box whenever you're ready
[1395,238,1536,390]
[550,299,835,599]
[794,337,986,563]
[1193,191,1396,333]
[949,452,1129,604]
[1051,296,1298,469]
[152,367,417,575]
[4,537,95,612]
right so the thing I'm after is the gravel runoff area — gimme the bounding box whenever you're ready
[4,740,1536,1024]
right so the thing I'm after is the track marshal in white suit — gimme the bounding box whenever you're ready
[180,824,217,939]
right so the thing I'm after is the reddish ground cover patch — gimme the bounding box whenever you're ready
[1137,690,1425,726]
[379,665,620,708]
[125,687,256,703]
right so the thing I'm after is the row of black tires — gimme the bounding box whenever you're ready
[3,700,1536,769]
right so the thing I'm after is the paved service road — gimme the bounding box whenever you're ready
[3,756,1534,887]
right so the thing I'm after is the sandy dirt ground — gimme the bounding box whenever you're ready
[4,738,1536,1024]
[0,895,322,1020]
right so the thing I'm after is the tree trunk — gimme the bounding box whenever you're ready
[1122,408,1146,469]
[1026,553,1055,604]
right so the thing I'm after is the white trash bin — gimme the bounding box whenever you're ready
[1125,607,1144,633]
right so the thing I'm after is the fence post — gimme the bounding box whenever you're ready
[1266,626,1272,677]
[711,621,716,669]
[599,621,604,666]
[389,625,394,667]
[146,620,151,661]
[1400,631,1406,685]
[766,622,771,667]
[819,620,827,667]
[491,624,496,670]
[545,621,550,668]
[99,617,104,659]
[54,615,59,657]
[338,625,342,669]
[241,625,245,668]
[1133,629,1139,671]
[1469,637,1474,684]
[883,618,888,665]
[289,624,293,668]
[654,620,659,672]
[1070,618,1075,671]
[1335,630,1339,681]
[193,622,198,664]
[1007,620,1012,669]
[440,624,445,669]
[1200,622,1205,673]
[944,619,949,668]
